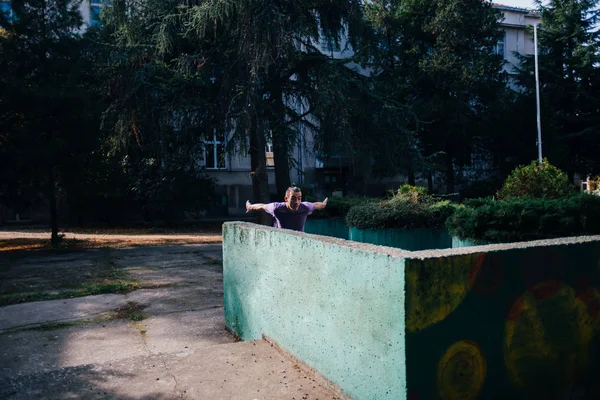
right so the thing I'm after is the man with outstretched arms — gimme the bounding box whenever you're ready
[246,186,328,232]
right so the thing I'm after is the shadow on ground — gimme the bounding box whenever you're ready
[0,243,342,400]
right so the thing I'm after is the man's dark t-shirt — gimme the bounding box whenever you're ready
[264,202,316,232]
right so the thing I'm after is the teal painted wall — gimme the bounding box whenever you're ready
[450,236,485,248]
[350,227,452,251]
[223,222,600,400]
[306,218,456,251]
[223,222,408,400]
[405,242,600,400]
[304,218,349,239]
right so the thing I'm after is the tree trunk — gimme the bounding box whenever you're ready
[48,167,60,246]
[445,153,455,194]
[427,171,434,193]
[273,137,291,197]
[407,168,415,186]
[249,118,272,226]
[271,83,291,198]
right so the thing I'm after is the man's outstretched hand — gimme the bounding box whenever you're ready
[246,200,252,213]
[315,197,328,210]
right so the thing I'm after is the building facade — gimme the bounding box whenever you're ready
[493,3,541,75]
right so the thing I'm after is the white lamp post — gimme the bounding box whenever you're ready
[534,23,543,163]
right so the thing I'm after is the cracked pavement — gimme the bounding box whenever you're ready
[0,242,343,400]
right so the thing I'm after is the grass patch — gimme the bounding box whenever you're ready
[0,320,92,335]
[0,281,177,306]
[0,291,52,306]
[32,321,84,331]
[0,263,140,308]
[2,311,121,334]
[109,265,127,280]
[0,281,140,306]
[113,301,147,321]
[61,280,140,298]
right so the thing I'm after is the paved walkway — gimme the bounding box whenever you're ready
[0,230,222,243]
[0,243,342,400]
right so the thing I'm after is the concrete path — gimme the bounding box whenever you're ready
[0,244,342,400]
[0,230,222,243]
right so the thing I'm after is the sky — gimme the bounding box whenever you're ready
[493,0,539,9]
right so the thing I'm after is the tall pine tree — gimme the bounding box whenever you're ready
[363,0,505,192]
[0,0,92,244]
[515,0,600,177]
[182,0,364,202]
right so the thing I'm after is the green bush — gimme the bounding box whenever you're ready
[395,184,428,203]
[496,158,574,200]
[590,176,600,192]
[446,194,600,243]
[346,186,458,229]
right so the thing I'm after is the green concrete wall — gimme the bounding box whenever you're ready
[450,236,477,248]
[304,218,349,239]
[306,219,456,251]
[223,222,600,400]
[405,240,600,400]
[349,227,452,251]
[222,222,408,400]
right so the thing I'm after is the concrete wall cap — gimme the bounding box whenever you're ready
[224,221,414,259]
[409,234,600,260]
[225,221,600,261]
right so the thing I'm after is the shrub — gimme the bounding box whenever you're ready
[589,176,600,193]
[394,184,428,203]
[346,186,458,229]
[446,194,600,243]
[496,158,574,200]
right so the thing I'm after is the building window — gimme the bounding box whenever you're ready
[320,30,341,53]
[265,142,275,168]
[494,32,506,58]
[205,128,227,169]
[90,1,105,27]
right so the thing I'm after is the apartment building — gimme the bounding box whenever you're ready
[493,3,541,75]
[0,0,103,26]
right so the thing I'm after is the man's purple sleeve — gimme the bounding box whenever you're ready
[263,202,279,216]
[303,202,316,215]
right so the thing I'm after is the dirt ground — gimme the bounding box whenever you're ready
[0,228,223,305]
[0,227,223,252]
[0,228,343,400]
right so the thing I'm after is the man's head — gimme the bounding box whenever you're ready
[284,186,302,211]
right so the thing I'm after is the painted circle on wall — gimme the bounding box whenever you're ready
[504,281,593,395]
[437,340,487,400]
[406,254,483,332]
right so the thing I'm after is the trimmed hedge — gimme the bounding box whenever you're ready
[446,194,600,243]
[345,186,458,229]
